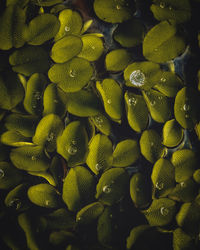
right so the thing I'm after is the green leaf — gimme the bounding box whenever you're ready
[169,179,198,202]
[28,170,56,186]
[124,61,161,90]
[76,202,104,225]
[162,119,183,147]
[28,183,60,208]
[48,57,93,92]
[62,166,95,212]
[23,73,47,115]
[151,158,175,198]
[95,168,129,205]
[124,91,149,132]
[66,90,101,117]
[80,19,93,34]
[171,149,198,182]
[139,129,165,163]
[176,202,200,235]
[154,71,183,97]
[142,89,172,123]
[174,87,200,129]
[0,5,26,50]
[78,34,104,62]
[143,198,176,226]
[93,0,133,23]
[4,183,29,211]
[0,71,24,110]
[130,173,151,209]
[31,0,64,6]
[10,145,51,172]
[9,46,49,76]
[151,0,191,23]
[44,208,75,230]
[57,121,88,167]
[173,228,194,250]
[96,79,123,121]
[112,139,140,167]
[1,130,32,147]
[86,134,113,175]
[193,169,200,184]
[0,162,24,190]
[114,19,145,48]
[51,35,83,63]
[24,13,60,45]
[6,0,29,7]
[49,231,75,246]
[90,113,111,136]
[5,113,38,137]
[33,114,64,152]
[43,83,67,118]
[105,49,131,72]
[55,9,83,41]
[143,20,186,63]
[18,212,40,250]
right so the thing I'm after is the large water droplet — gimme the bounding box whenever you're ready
[69,69,76,78]
[67,145,77,155]
[103,185,111,193]
[65,26,70,32]
[183,104,190,111]
[47,132,54,142]
[130,70,145,87]
[128,97,137,106]
[0,169,4,179]
[8,198,21,210]
[155,182,164,190]
[160,207,169,216]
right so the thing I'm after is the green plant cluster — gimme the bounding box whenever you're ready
[0,0,200,249]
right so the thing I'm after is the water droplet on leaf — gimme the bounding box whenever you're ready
[45,200,50,206]
[116,5,121,10]
[107,99,112,104]
[65,26,70,32]
[0,169,4,179]
[67,145,77,155]
[34,91,41,100]
[159,2,166,8]
[103,185,111,193]
[128,97,137,106]
[160,207,169,216]
[160,77,166,83]
[69,69,76,78]
[31,156,37,161]
[130,70,145,87]
[183,104,190,111]
[47,132,54,142]
[95,163,103,171]
[155,182,164,190]
[8,198,21,210]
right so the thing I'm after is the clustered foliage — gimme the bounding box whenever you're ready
[0,0,200,249]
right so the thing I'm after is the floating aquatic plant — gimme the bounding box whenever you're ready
[0,0,200,249]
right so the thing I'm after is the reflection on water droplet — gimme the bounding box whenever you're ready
[0,169,4,179]
[180,182,185,187]
[65,26,70,32]
[116,5,121,10]
[160,207,169,216]
[95,163,103,171]
[34,91,41,100]
[150,100,156,106]
[130,70,145,87]
[159,2,166,8]
[160,77,166,83]
[9,198,21,210]
[31,156,37,161]
[103,185,111,193]
[107,99,112,104]
[156,182,164,190]
[128,97,137,106]
[95,116,103,125]
[69,69,76,78]
[183,104,190,111]
[45,200,50,206]
[47,132,54,142]
[67,145,77,155]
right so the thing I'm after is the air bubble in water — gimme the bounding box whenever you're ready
[130,70,145,87]
[67,145,77,155]
[0,169,5,179]
[103,185,111,193]
[160,207,169,216]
